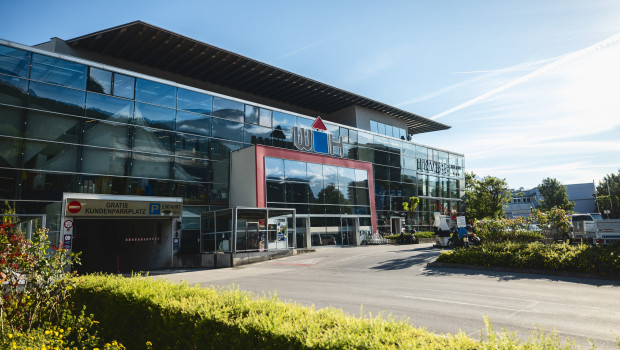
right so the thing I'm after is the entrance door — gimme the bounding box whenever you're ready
[246,222,260,250]
[390,217,402,235]
[340,217,356,246]
[295,217,308,249]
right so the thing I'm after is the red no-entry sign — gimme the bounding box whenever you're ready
[67,201,82,214]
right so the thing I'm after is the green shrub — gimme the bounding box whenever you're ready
[70,275,581,349]
[415,231,435,238]
[436,242,620,277]
[474,218,543,243]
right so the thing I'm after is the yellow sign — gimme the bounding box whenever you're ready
[65,198,182,217]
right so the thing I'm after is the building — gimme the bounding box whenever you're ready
[0,21,464,271]
[505,183,596,218]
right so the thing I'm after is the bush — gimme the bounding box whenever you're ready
[415,231,435,238]
[69,274,581,349]
[474,218,543,243]
[436,242,620,277]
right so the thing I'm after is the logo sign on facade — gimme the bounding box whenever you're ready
[64,199,182,217]
[417,159,462,177]
[293,116,343,158]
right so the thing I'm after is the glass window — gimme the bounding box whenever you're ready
[418,174,427,196]
[174,157,210,182]
[244,124,272,145]
[400,128,407,140]
[87,67,112,94]
[390,167,401,183]
[23,141,78,172]
[357,131,373,147]
[348,129,358,145]
[29,81,85,116]
[212,96,244,122]
[131,152,172,179]
[0,45,31,78]
[86,92,133,123]
[25,110,79,144]
[389,152,401,168]
[354,188,369,206]
[338,167,355,187]
[176,110,211,136]
[322,184,342,205]
[373,165,389,180]
[325,122,339,139]
[210,160,230,185]
[177,88,212,115]
[0,105,24,137]
[339,186,352,205]
[21,171,75,201]
[129,178,171,197]
[370,120,378,133]
[134,102,175,130]
[284,160,307,182]
[323,165,338,187]
[133,127,174,155]
[339,127,349,144]
[113,73,135,99]
[271,111,295,144]
[308,182,324,203]
[416,146,427,160]
[212,118,244,142]
[267,181,285,202]
[0,74,28,106]
[286,182,309,203]
[297,116,313,129]
[0,169,19,198]
[259,108,272,127]
[210,139,242,161]
[428,176,438,197]
[244,104,258,124]
[307,162,323,185]
[81,147,128,176]
[135,78,176,108]
[402,169,416,183]
[0,137,22,167]
[83,119,129,149]
[354,169,368,187]
[377,123,386,135]
[373,150,389,165]
[265,157,283,180]
[30,54,87,90]
[357,147,373,162]
[175,134,210,159]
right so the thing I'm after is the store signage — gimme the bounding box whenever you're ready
[64,199,182,217]
[293,116,343,158]
[417,159,462,177]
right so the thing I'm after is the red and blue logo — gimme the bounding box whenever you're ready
[293,116,343,157]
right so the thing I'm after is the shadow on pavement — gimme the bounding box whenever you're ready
[421,266,620,287]
[371,245,442,270]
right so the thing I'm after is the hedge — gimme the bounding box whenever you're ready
[436,242,620,277]
[69,275,581,350]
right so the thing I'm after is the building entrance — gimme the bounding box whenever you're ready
[340,217,356,246]
[72,218,171,273]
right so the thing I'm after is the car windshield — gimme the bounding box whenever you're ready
[572,216,586,222]
[590,213,604,220]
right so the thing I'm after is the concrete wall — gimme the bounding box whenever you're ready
[230,146,258,207]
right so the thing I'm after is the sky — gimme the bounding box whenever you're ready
[2,0,620,190]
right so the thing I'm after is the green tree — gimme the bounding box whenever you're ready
[595,170,620,218]
[537,178,575,212]
[464,172,511,221]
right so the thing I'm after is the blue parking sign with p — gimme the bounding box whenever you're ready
[149,203,161,215]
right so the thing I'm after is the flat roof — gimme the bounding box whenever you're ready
[64,21,450,135]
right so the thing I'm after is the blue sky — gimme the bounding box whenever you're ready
[2,0,619,189]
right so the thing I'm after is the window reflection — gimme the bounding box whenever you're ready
[133,127,174,155]
[174,157,210,182]
[175,134,210,159]
[23,141,78,172]
[30,54,87,90]
[284,160,306,182]
[81,147,128,176]
[29,81,85,116]
[212,96,244,122]
[0,105,24,137]
[83,119,129,149]
[0,45,31,78]
[134,102,175,130]
[0,137,22,167]
[113,74,135,99]
[86,92,133,123]
[178,88,212,115]
[131,152,172,179]
[244,104,258,124]
[212,118,243,142]
[265,157,283,180]
[259,108,272,127]
[135,78,176,108]
[176,110,211,136]
[0,74,28,106]
[25,110,79,144]
[87,67,112,94]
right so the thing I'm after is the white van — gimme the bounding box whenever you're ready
[570,213,603,242]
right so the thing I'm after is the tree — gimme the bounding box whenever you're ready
[537,178,575,212]
[402,196,420,230]
[595,170,620,218]
[464,172,512,221]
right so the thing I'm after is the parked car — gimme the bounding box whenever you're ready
[570,213,603,243]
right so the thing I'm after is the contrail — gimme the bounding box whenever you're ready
[430,32,620,120]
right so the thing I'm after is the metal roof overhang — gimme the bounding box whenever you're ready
[65,21,450,135]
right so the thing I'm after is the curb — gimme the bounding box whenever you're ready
[426,261,620,281]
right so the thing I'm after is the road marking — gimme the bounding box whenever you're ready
[398,295,539,313]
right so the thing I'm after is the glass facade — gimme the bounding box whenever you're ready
[0,42,464,245]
